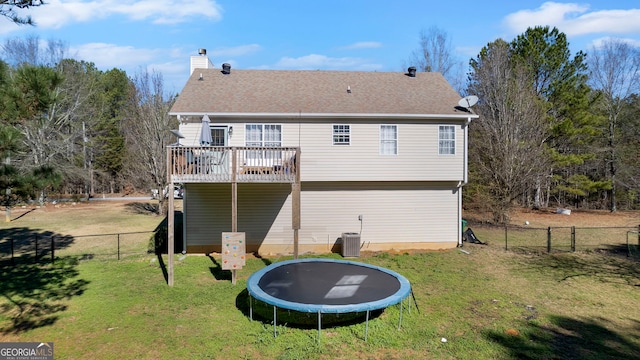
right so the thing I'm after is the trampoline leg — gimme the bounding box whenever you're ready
[249,295,253,321]
[317,310,321,344]
[398,298,403,330]
[365,310,370,341]
[273,306,277,337]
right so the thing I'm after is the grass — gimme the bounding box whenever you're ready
[1,202,639,359]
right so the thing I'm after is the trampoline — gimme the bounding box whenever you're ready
[246,258,412,341]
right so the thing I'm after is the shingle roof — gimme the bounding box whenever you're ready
[169,68,467,117]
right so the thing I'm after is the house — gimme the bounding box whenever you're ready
[166,49,478,261]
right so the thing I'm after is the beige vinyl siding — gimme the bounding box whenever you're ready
[297,182,459,248]
[183,183,232,248]
[184,182,459,252]
[177,122,203,147]
[179,118,464,182]
[184,183,293,249]
[298,122,464,182]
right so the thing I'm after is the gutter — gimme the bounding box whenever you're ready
[169,112,479,121]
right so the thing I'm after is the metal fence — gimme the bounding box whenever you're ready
[0,231,155,265]
[496,225,640,257]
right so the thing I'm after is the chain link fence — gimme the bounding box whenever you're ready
[469,224,640,258]
[0,231,156,264]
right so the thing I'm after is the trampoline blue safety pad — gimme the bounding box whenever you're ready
[246,258,412,314]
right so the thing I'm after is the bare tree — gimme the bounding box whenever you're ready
[468,39,549,222]
[2,35,68,67]
[5,38,103,199]
[0,1,45,25]
[122,68,176,214]
[406,26,465,92]
[588,39,640,212]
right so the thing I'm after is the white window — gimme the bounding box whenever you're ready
[380,125,397,155]
[245,124,282,163]
[245,124,282,147]
[333,124,350,145]
[438,125,455,155]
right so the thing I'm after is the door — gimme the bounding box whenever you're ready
[210,127,229,146]
[208,127,230,173]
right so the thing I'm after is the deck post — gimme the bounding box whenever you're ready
[167,148,175,286]
[292,182,300,259]
[232,148,238,232]
[292,149,301,259]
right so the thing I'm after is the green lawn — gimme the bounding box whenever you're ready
[2,247,639,359]
[1,203,639,359]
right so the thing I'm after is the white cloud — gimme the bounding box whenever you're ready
[339,41,383,50]
[70,42,191,91]
[274,54,382,70]
[70,42,159,69]
[589,36,640,49]
[2,0,222,31]
[110,0,223,25]
[503,2,640,37]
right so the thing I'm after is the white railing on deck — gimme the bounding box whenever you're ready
[169,146,298,183]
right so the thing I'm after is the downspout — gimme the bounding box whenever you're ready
[183,192,187,254]
[457,116,472,246]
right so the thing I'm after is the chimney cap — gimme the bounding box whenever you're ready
[198,48,207,55]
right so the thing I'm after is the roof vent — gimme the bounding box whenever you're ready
[222,63,231,75]
[407,66,417,77]
[198,48,207,56]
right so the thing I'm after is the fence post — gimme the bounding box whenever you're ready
[637,225,640,247]
[117,233,120,260]
[10,238,14,264]
[51,236,55,264]
[571,226,576,252]
[547,227,552,253]
[504,223,508,251]
[35,234,38,263]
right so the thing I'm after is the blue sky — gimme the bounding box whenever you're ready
[1,1,640,93]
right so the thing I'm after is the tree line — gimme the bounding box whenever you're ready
[0,36,177,218]
[412,26,640,221]
[1,18,639,222]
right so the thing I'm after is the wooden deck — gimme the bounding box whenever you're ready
[167,146,299,183]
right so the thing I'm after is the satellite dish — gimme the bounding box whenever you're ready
[170,129,185,139]
[458,95,479,109]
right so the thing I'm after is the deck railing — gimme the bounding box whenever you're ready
[168,146,299,183]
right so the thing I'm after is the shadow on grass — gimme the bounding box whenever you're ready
[10,208,37,222]
[518,251,640,286]
[149,211,183,255]
[1,228,87,334]
[252,252,272,267]
[0,256,89,334]
[206,254,231,281]
[156,253,168,283]
[0,227,75,263]
[485,315,640,360]
[124,202,159,215]
[234,288,384,330]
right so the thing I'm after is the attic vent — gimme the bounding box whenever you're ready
[407,66,417,77]
[222,63,231,75]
